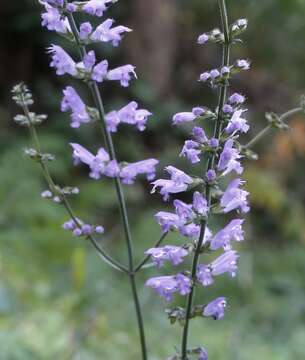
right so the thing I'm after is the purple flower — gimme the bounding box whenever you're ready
[197,251,239,286]
[217,139,243,176]
[198,33,209,45]
[197,347,208,360]
[211,250,239,277]
[179,224,212,242]
[105,101,152,132]
[48,45,77,76]
[90,18,132,47]
[208,138,219,148]
[193,191,208,216]
[193,126,208,143]
[155,211,183,233]
[220,178,250,213]
[197,264,214,286]
[199,72,211,82]
[106,65,137,87]
[41,4,70,33]
[63,219,77,231]
[120,159,159,184]
[228,93,245,105]
[180,140,201,164]
[210,219,244,250]
[192,107,206,116]
[223,104,233,114]
[82,50,96,71]
[179,223,200,239]
[173,199,194,220]
[61,86,90,128]
[203,297,227,320]
[166,166,193,185]
[172,112,196,125]
[206,169,216,182]
[70,143,120,180]
[145,246,189,267]
[41,190,53,199]
[210,69,220,79]
[79,22,93,40]
[236,59,251,70]
[221,66,230,76]
[225,109,249,134]
[151,166,193,200]
[82,0,112,17]
[95,226,105,234]
[92,59,109,82]
[145,274,191,302]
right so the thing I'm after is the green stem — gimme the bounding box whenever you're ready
[21,101,128,274]
[181,0,230,358]
[245,107,303,149]
[66,13,147,360]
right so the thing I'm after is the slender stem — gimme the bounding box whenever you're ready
[21,101,128,274]
[134,232,169,273]
[181,0,230,358]
[66,14,147,359]
[244,107,303,149]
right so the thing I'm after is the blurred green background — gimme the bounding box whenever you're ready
[1,0,305,359]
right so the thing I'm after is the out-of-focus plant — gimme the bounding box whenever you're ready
[11,0,304,359]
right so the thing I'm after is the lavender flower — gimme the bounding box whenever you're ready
[41,4,70,33]
[193,191,209,216]
[197,250,239,286]
[79,22,93,40]
[90,18,132,47]
[211,250,239,277]
[210,219,244,250]
[92,60,109,82]
[105,101,152,132]
[180,140,201,164]
[61,86,90,128]
[82,0,112,17]
[220,178,250,213]
[197,33,209,45]
[203,297,227,320]
[82,50,97,71]
[145,274,191,302]
[155,211,183,233]
[151,166,193,201]
[192,126,208,143]
[48,45,77,76]
[217,139,243,176]
[236,59,251,70]
[225,109,249,134]
[70,143,119,180]
[228,92,245,105]
[120,159,159,184]
[197,347,208,360]
[106,65,137,87]
[145,246,189,268]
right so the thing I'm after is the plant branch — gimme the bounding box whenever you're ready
[181,0,230,358]
[66,13,147,359]
[21,100,128,274]
[244,107,303,149]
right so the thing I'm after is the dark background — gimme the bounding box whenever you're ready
[1,0,305,359]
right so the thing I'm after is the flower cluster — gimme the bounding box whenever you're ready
[63,218,104,237]
[40,0,158,186]
[146,16,251,360]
